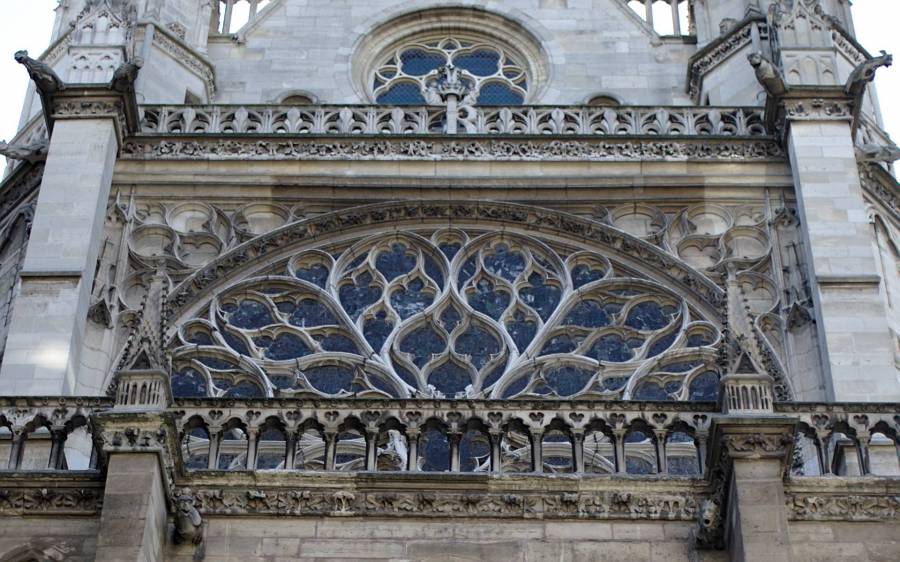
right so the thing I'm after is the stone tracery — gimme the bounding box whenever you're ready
[169,228,722,402]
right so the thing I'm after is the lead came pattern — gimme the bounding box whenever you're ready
[171,230,721,401]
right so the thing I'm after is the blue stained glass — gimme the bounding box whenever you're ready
[481,359,508,390]
[633,381,670,401]
[289,299,339,327]
[688,371,720,401]
[276,301,295,314]
[316,333,358,354]
[519,273,561,321]
[453,50,500,76]
[399,49,444,76]
[295,263,329,288]
[399,326,445,367]
[454,326,500,369]
[427,362,472,395]
[439,242,461,259]
[668,455,700,476]
[458,256,477,285]
[363,311,393,352]
[424,254,445,289]
[483,245,525,281]
[501,375,529,398]
[376,82,426,105]
[228,300,274,329]
[625,430,651,444]
[392,362,419,388]
[571,264,606,288]
[604,302,624,315]
[659,360,703,373]
[467,279,511,320]
[543,366,594,397]
[368,373,399,396]
[665,381,683,394]
[270,375,296,390]
[339,272,381,319]
[220,329,251,356]
[687,333,713,347]
[186,331,213,345]
[420,429,450,472]
[197,356,235,370]
[459,430,491,472]
[347,254,367,270]
[390,278,434,319]
[171,368,207,398]
[256,333,311,360]
[601,376,629,391]
[626,456,655,475]
[304,365,355,395]
[540,334,579,356]
[440,306,462,332]
[585,334,633,363]
[506,311,538,353]
[647,331,677,357]
[562,300,610,328]
[476,82,524,105]
[376,243,416,281]
[223,381,263,398]
[625,301,671,331]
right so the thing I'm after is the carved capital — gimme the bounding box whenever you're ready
[711,418,797,462]
[46,85,139,148]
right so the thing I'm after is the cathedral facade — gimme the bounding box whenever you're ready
[0,0,898,560]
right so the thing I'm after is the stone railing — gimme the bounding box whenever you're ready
[137,104,769,138]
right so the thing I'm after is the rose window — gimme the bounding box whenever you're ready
[171,230,721,402]
[372,37,528,105]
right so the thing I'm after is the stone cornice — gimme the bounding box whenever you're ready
[0,474,104,516]
[786,478,900,522]
[121,136,784,162]
[48,85,141,148]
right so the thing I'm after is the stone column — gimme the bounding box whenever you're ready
[713,419,796,562]
[95,453,168,562]
[0,86,136,395]
[783,91,899,401]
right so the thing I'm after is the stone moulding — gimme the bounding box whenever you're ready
[183,484,703,520]
[120,136,785,162]
[165,200,727,323]
[686,18,768,102]
[785,477,900,522]
[0,475,104,516]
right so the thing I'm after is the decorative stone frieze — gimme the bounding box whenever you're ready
[0,484,104,515]
[48,85,140,146]
[786,493,900,521]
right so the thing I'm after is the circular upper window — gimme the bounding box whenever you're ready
[352,8,550,106]
[373,36,528,105]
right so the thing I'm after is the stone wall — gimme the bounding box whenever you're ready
[0,517,99,561]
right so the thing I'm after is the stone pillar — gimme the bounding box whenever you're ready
[0,86,136,395]
[783,92,899,401]
[95,453,168,562]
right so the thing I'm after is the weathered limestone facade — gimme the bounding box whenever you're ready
[0,1,898,561]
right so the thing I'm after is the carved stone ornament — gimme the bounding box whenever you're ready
[185,487,700,520]
[783,97,853,121]
[121,137,784,163]
[0,139,48,163]
[0,486,103,515]
[787,494,900,521]
[721,431,794,459]
[174,489,204,545]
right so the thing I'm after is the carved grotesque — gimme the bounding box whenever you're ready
[110,58,142,94]
[845,51,893,98]
[14,50,64,95]
[859,143,900,164]
[694,498,724,548]
[174,492,204,545]
[0,139,48,163]
[747,53,787,97]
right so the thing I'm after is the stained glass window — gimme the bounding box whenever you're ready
[171,229,721,401]
[372,37,529,105]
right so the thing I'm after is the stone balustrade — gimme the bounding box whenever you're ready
[137,104,769,137]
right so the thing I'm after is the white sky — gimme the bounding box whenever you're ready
[0,0,898,142]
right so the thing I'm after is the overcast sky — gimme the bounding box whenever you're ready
[0,0,898,142]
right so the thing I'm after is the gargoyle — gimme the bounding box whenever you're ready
[110,58,142,94]
[858,142,900,164]
[174,492,204,545]
[845,50,893,98]
[0,139,48,163]
[14,50,64,96]
[748,53,788,97]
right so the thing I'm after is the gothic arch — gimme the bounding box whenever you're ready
[163,201,725,402]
